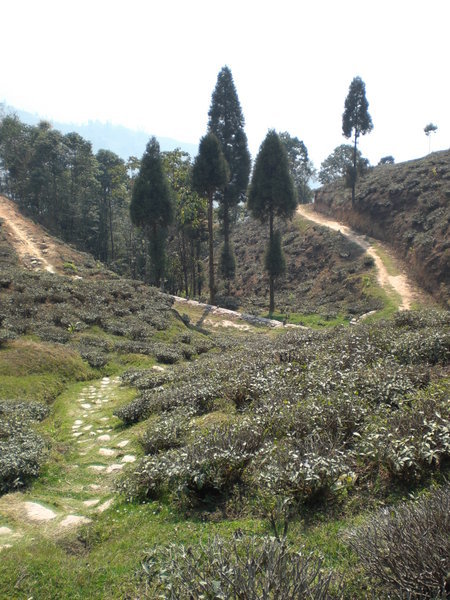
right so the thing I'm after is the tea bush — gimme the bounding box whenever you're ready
[119,310,450,509]
[143,535,340,599]
[0,401,49,493]
[346,485,450,598]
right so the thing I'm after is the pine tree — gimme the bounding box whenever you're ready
[342,76,373,205]
[130,137,173,288]
[248,130,296,314]
[208,66,251,289]
[192,133,229,305]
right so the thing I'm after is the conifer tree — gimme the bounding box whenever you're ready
[192,133,229,305]
[248,130,296,314]
[208,66,251,289]
[342,76,373,205]
[130,137,173,288]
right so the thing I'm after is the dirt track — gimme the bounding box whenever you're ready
[0,196,59,273]
[297,204,424,310]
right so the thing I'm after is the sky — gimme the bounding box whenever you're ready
[1,0,449,170]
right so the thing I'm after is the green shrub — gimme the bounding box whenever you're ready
[0,401,49,493]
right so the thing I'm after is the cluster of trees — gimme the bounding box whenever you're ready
[0,72,376,313]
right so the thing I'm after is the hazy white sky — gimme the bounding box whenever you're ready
[1,0,449,168]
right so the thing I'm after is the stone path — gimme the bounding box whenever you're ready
[0,376,136,552]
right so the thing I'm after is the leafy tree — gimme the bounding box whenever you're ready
[162,149,206,297]
[130,137,174,288]
[424,123,438,153]
[208,66,251,288]
[192,133,229,305]
[0,114,32,201]
[279,132,315,203]
[96,149,128,264]
[63,133,100,253]
[248,130,296,314]
[319,144,369,184]
[342,76,373,205]
[379,155,395,165]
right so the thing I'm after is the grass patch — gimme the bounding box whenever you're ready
[0,339,96,379]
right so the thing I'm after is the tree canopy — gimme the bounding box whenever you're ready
[130,137,174,287]
[208,66,251,285]
[319,144,369,184]
[248,130,296,313]
[192,133,229,304]
[279,131,315,203]
[342,76,373,204]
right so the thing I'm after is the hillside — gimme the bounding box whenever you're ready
[314,150,450,307]
[0,204,448,597]
[227,213,385,323]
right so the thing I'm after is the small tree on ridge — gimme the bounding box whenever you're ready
[342,76,373,205]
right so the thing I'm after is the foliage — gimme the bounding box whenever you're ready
[379,155,395,165]
[0,400,49,493]
[118,310,450,510]
[130,137,174,287]
[319,144,369,184]
[208,66,251,284]
[279,131,315,203]
[144,535,340,599]
[346,485,450,598]
[248,130,297,313]
[192,133,229,304]
[342,76,373,204]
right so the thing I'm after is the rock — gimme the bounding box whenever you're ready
[24,502,57,521]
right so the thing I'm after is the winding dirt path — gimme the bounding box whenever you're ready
[297,204,423,310]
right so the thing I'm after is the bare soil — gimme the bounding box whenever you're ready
[0,195,89,275]
[297,204,426,310]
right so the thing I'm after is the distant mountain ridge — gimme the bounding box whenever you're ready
[1,104,198,160]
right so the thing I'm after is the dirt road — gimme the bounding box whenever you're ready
[297,204,423,310]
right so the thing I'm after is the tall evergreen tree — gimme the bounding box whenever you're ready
[130,137,174,288]
[342,76,373,205]
[208,66,251,288]
[248,130,296,314]
[192,133,229,305]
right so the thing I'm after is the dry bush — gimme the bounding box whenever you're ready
[143,535,340,599]
[346,485,450,598]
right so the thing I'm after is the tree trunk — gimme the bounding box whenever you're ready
[191,237,196,297]
[181,231,189,297]
[208,192,215,305]
[269,210,274,315]
[108,196,115,261]
[352,131,357,206]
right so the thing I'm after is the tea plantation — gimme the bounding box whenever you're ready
[0,217,449,599]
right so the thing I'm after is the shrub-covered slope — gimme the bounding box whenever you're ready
[224,214,382,319]
[314,150,450,307]
[0,217,210,494]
